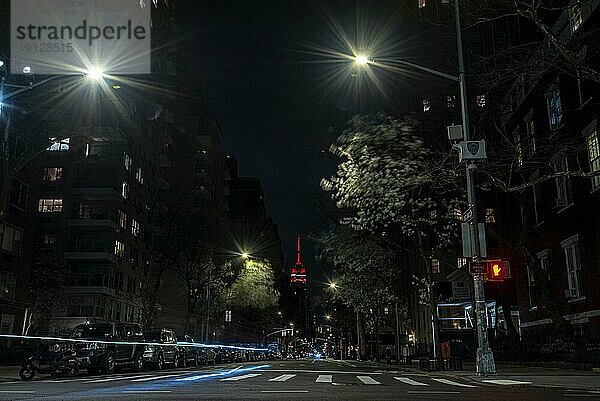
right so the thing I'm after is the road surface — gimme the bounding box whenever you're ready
[0,359,597,400]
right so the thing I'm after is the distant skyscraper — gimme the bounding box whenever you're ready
[290,235,306,285]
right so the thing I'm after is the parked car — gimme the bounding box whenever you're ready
[199,346,216,365]
[176,335,199,367]
[71,322,145,374]
[142,328,179,369]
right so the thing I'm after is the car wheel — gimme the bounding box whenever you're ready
[103,352,116,375]
[133,353,144,372]
[19,366,35,381]
[156,353,164,370]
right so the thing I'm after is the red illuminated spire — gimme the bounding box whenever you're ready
[296,235,302,265]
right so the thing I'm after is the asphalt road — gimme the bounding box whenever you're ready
[0,359,597,400]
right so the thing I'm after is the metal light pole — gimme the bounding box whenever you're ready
[350,0,496,376]
[454,0,496,376]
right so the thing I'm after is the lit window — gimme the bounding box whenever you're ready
[418,0,426,8]
[124,153,132,171]
[569,3,582,32]
[122,182,130,199]
[431,259,440,274]
[131,219,140,237]
[546,85,562,130]
[453,208,463,221]
[38,198,63,213]
[514,129,523,167]
[476,95,486,107]
[553,157,571,207]
[43,167,63,182]
[561,235,582,298]
[46,137,70,152]
[429,209,437,220]
[114,240,126,257]
[586,128,600,188]
[135,167,143,184]
[457,257,467,269]
[447,95,456,108]
[119,210,127,229]
[485,208,496,223]
[423,99,431,112]
[43,233,57,245]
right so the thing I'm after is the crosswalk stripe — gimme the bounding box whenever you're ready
[86,374,155,383]
[131,373,190,382]
[431,378,477,388]
[394,377,429,386]
[315,374,332,383]
[482,379,532,385]
[268,374,296,382]
[221,373,261,382]
[357,375,380,385]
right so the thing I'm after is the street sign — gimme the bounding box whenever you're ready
[469,261,487,274]
[463,206,474,223]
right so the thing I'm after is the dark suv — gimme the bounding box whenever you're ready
[71,322,145,374]
[142,328,179,369]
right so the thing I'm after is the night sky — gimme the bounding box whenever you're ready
[180,0,448,276]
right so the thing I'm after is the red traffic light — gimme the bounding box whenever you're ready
[485,260,510,281]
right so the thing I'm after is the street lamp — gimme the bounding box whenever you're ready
[328,282,338,290]
[354,54,370,66]
[22,66,32,74]
[85,67,104,81]
[348,0,495,376]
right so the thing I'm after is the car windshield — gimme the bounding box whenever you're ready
[72,324,112,339]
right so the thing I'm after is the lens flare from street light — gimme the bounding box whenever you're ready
[0,60,4,68]
[22,66,32,74]
[241,252,250,260]
[354,54,369,66]
[328,282,337,290]
[86,67,104,80]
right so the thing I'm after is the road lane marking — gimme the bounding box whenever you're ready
[482,379,532,385]
[407,391,460,394]
[260,369,383,375]
[87,374,156,383]
[261,390,309,393]
[431,378,476,388]
[268,374,296,382]
[122,390,172,393]
[131,372,191,382]
[0,391,36,393]
[221,373,261,381]
[395,377,429,386]
[357,375,380,385]
[315,374,332,383]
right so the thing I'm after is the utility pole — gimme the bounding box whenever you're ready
[454,0,496,376]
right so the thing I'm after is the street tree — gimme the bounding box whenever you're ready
[321,112,464,357]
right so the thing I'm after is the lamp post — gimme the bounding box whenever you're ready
[350,0,495,375]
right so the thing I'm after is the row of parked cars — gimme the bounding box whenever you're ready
[68,322,268,374]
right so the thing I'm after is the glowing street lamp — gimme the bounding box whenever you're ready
[328,282,338,290]
[86,67,104,80]
[22,66,32,74]
[354,54,370,66]
[241,252,250,260]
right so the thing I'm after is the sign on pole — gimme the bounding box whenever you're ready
[10,0,151,75]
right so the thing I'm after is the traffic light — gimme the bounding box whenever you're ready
[485,260,510,281]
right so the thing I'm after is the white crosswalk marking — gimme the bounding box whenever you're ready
[315,374,332,383]
[394,377,429,386]
[268,374,296,382]
[357,375,380,385]
[221,373,261,382]
[432,378,477,388]
[482,379,532,385]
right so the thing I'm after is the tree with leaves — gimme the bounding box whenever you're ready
[321,112,464,357]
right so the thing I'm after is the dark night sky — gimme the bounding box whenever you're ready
[180,0,450,277]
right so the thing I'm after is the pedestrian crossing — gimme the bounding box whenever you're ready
[3,370,534,389]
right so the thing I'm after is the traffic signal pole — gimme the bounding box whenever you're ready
[454,0,496,375]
